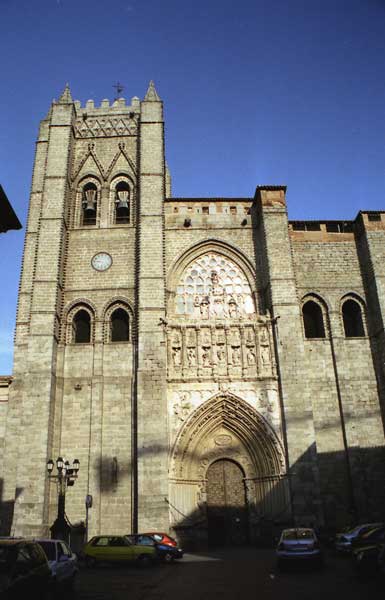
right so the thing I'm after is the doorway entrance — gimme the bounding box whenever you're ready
[206,459,248,546]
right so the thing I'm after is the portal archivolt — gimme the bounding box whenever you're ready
[169,393,289,539]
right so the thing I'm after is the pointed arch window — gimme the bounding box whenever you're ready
[114,182,130,224]
[82,182,97,226]
[73,310,91,343]
[302,300,326,339]
[110,308,130,342]
[342,299,365,337]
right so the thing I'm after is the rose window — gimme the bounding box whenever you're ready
[174,253,255,318]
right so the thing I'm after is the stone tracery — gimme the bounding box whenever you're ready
[174,252,255,318]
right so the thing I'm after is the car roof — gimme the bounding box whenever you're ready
[0,538,30,547]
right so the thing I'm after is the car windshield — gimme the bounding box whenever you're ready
[37,542,56,561]
[283,529,314,540]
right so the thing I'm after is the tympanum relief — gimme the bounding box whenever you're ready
[167,252,275,380]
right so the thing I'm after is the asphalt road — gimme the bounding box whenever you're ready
[68,548,382,600]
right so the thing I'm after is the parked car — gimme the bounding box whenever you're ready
[352,541,384,575]
[351,525,385,551]
[142,532,178,547]
[335,522,383,553]
[276,528,323,568]
[82,535,157,567]
[0,538,53,599]
[126,534,183,563]
[35,538,78,590]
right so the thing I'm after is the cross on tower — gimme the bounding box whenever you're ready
[113,82,124,100]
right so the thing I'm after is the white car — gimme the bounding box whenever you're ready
[35,538,78,589]
[276,528,323,568]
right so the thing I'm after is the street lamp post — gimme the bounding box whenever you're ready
[47,457,80,543]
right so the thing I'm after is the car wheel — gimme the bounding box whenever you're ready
[137,554,152,568]
[86,556,97,568]
[163,551,175,564]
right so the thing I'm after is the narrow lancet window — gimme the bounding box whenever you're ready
[111,308,129,342]
[82,183,97,226]
[303,300,326,338]
[115,182,130,224]
[342,300,365,337]
[73,310,91,343]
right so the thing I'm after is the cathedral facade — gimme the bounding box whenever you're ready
[1,82,385,547]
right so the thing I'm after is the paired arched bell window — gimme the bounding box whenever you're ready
[302,299,326,339]
[342,298,365,337]
[114,181,130,224]
[82,182,98,226]
[72,309,91,343]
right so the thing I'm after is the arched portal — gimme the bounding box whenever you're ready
[169,393,289,548]
[206,459,248,546]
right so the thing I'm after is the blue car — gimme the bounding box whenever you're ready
[126,534,183,563]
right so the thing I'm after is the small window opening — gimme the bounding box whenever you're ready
[305,222,321,231]
[325,222,340,233]
[202,206,209,215]
[82,183,97,226]
[173,206,178,213]
[73,310,91,343]
[115,182,130,224]
[111,308,129,342]
[303,301,326,338]
[368,212,381,222]
[292,222,306,231]
[342,300,365,337]
[230,206,237,215]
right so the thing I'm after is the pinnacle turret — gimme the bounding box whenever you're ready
[58,83,73,104]
[144,80,161,102]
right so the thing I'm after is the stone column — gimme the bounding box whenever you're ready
[136,82,169,531]
[4,88,75,536]
[254,186,323,525]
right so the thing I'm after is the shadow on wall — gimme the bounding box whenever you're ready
[0,480,23,536]
[1,443,384,544]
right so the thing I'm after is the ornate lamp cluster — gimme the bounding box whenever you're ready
[46,457,80,488]
[46,456,80,542]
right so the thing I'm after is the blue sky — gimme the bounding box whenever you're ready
[1,0,385,373]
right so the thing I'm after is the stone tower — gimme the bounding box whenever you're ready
[1,82,169,537]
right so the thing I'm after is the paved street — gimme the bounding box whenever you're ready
[69,548,382,600]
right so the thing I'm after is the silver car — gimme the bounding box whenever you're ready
[334,523,383,553]
[276,528,323,567]
[35,538,78,590]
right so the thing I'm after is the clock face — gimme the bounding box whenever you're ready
[91,252,112,272]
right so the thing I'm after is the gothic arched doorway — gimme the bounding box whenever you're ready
[169,393,289,549]
[206,459,248,546]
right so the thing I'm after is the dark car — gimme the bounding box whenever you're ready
[335,522,383,553]
[126,534,183,563]
[0,538,53,599]
[352,542,384,575]
[351,525,385,551]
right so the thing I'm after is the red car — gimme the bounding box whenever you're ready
[142,533,177,547]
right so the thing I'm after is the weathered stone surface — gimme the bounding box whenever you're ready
[0,88,384,545]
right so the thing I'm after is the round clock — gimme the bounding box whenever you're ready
[91,252,112,272]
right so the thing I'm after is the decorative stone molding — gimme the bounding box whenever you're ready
[74,114,139,138]
[170,392,286,480]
